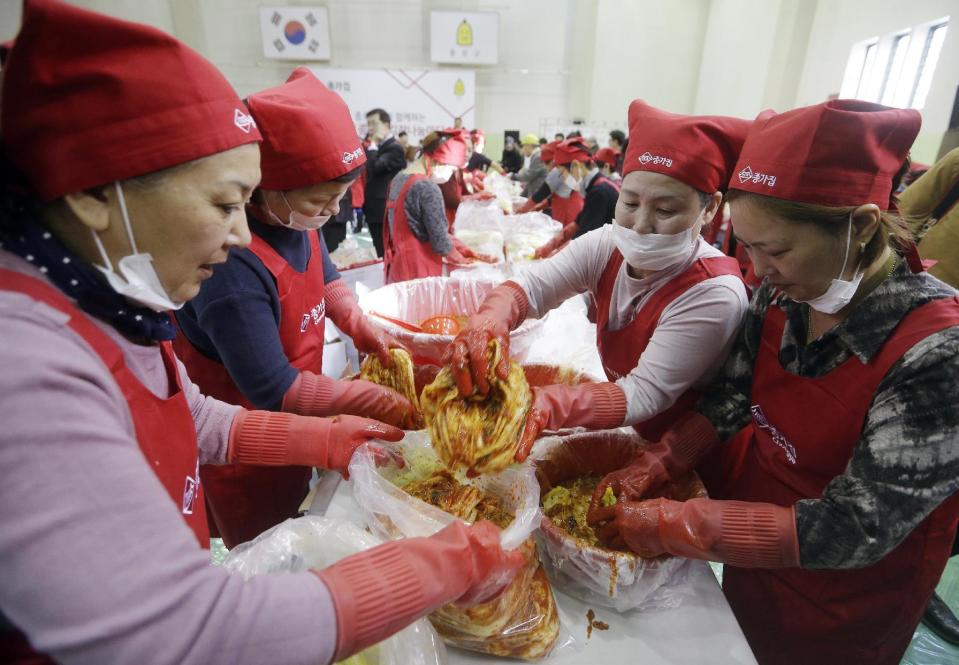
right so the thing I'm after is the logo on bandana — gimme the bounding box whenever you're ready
[342,147,364,164]
[737,165,776,187]
[234,109,257,134]
[639,151,673,168]
[750,405,797,464]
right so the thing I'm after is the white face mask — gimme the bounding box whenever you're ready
[429,164,456,184]
[91,182,184,313]
[611,205,706,272]
[564,173,580,192]
[545,167,571,198]
[795,212,864,314]
[268,192,328,231]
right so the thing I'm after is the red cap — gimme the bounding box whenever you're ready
[552,137,592,167]
[540,139,561,163]
[426,128,469,167]
[623,100,750,193]
[593,146,620,168]
[248,68,365,191]
[730,100,920,210]
[1,0,261,202]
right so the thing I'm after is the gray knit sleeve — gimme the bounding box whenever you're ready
[404,179,453,255]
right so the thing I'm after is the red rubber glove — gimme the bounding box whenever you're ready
[591,497,800,569]
[532,223,577,259]
[316,520,525,662]
[587,412,719,521]
[229,410,403,478]
[282,371,416,429]
[515,198,548,214]
[447,281,530,397]
[452,237,497,264]
[516,383,627,462]
[443,247,471,267]
[325,278,406,367]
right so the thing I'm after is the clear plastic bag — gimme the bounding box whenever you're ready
[503,213,562,264]
[453,229,506,264]
[349,432,571,660]
[221,516,446,665]
[329,233,378,270]
[453,199,504,234]
[349,431,541,550]
[357,277,546,366]
[531,429,707,613]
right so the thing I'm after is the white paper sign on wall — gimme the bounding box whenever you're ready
[430,11,498,65]
[260,6,331,61]
[310,68,476,143]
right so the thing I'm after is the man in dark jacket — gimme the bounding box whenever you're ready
[363,108,406,257]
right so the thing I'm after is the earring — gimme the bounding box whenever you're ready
[859,242,866,253]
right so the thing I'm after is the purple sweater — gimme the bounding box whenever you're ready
[0,251,336,664]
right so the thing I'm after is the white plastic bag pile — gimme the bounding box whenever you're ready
[222,516,447,665]
[329,233,378,270]
[452,203,561,272]
[481,172,523,213]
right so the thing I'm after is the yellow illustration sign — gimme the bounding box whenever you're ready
[456,19,473,47]
[454,78,466,97]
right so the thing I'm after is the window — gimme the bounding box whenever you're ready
[840,18,949,110]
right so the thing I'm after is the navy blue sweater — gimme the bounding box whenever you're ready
[574,172,620,238]
[177,213,340,410]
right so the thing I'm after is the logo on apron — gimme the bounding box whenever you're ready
[182,458,200,515]
[300,300,326,332]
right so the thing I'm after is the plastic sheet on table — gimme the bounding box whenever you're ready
[221,516,446,665]
[358,276,546,366]
[349,432,576,660]
[532,429,707,613]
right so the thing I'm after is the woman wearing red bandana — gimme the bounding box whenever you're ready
[383,129,494,283]
[588,100,959,665]
[174,68,417,549]
[0,3,521,663]
[449,100,750,460]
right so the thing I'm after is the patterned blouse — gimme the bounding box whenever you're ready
[697,259,959,569]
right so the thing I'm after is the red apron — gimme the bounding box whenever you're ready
[549,190,584,227]
[593,250,742,441]
[0,270,208,663]
[383,173,444,283]
[173,231,325,548]
[718,297,959,665]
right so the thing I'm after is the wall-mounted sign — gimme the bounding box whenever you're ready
[430,11,498,65]
[260,6,331,60]
[310,67,476,143]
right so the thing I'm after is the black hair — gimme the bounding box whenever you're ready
[334,163,365,184]
[566,130,582,138]
[539,137,548,145]
[398,131,408,138]
[609,130,626,147]
[366,108,391,125]
[554,133,565,140]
